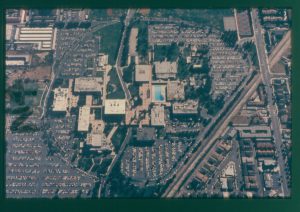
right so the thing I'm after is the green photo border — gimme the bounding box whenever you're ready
[1,0,299,212]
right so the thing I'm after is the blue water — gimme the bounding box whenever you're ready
[154,85,164,101]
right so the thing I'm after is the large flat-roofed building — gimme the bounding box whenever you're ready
[6,54,31,66]
[172,100,198,115]
[86,133,111,151]
[223,16,237,31]
[14,27,57,50]
[6,60,25,66]
[135,64,152,82]
[52,87,69,112]
[151,105,165,126]
[236,10,253,37]
[154,61,177,79]
[167,81,185,101]
[78,106,91,132]
[6,24,15,41]
[74,77,103,93]
[236,126,272,138]
[129,28,138,56]
[136,127,156,141]
[104,99,126,115]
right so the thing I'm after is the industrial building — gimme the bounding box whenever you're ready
[77,106,91,132]
[14,27,57,50]
[154,61,177,79]
[52,88,69,112]
[135,64,152,82]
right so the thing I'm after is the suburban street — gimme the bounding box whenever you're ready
[251,8,289,197]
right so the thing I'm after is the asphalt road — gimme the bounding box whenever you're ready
[114,9,135,102]
[99,127,133,197]
[251,8,289,197]
[268,30,291,69]
[163,72,262,197]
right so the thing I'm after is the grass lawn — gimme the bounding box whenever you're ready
[150,9,233,31]
[95,22,123,65]
[107,68,125,99]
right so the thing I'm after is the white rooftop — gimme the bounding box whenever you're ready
[78,106,90,132]
[104,99,126,115]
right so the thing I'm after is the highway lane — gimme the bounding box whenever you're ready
[163,10,291,198]
[163,72,262,197]
[251,9,289,197]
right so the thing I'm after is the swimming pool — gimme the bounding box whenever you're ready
[153,85,165,102]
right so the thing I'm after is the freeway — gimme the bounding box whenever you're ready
[163,73,262,197]
[251,9,290,197]
[163,10,291,198]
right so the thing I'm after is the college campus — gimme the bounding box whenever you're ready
[5,8,291,198]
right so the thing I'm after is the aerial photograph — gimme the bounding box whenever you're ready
[5,8,291,198]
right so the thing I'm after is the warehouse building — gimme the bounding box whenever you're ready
[14,27,57,51]
[78,106,91,132]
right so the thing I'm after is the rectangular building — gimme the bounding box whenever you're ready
[151,105,165,126]
[172,100,198,115]
[52,88,69,112]
[154,61,177,79]
[223,16,237,31]
[167,80,185,101]
[104,99,126,115]
[74,77,103,93]
[78,106,91,132]
[136,127,156,141]
[237,126,272,139]
[14,27,57,50]
[129,28,138,56]
[135,64,152,82]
